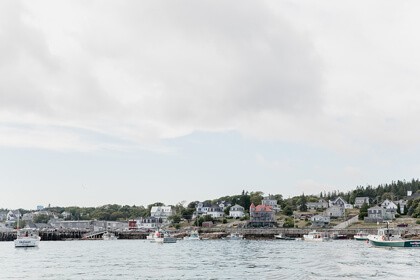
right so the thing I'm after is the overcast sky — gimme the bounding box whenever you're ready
[1,0,420,210]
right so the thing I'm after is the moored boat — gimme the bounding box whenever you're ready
[303,230,330,242]
[274,233,296,240]
[14,228,41,248]
[225,232,244,240]
[353,231,369,241]
[183,230,200,241]
[155,231,177,243]
[102,232,118,240]
[368,226,420,248]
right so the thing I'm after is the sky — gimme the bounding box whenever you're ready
[1,0,420,210]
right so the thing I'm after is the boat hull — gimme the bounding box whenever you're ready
[155,237,177,243]
[14,238,40,248]
[369,239,420,248]
[354,236,369,241]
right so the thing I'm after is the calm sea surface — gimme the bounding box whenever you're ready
[1,239,419,279]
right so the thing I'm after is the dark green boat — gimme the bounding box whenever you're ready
[368,224,420,248]
[369,238,420,248]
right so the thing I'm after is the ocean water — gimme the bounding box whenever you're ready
[1,239,419,279]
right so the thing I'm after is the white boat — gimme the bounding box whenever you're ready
[155,231,177,243]
[147,230,162,243]
[14,228,41,248]
[354,231,369,241]
[183,230,200,241]
[225,232,244,240]
[102,232,118,240]
[274,233,297,240]
[367,227,401,243]
[303,230,330,242]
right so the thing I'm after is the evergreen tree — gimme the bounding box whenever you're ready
[358,202,369,220]
[299,193,308,212]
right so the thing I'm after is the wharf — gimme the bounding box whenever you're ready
[2,227,420,241]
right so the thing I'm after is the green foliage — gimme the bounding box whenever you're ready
[282,205,293,216]
[222,218,227,224]
[181,208,195,222]
[250,191,264,206]
[224,206,231,216]
[168,214,181,224]
[358,202,369,220]
[416,220,420,224]
[299,193,308,212]
[283,217,294,228]
[34,214,50,224]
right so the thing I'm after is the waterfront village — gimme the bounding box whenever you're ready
[2,179,420,241]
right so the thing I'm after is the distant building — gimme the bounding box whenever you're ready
[106,221,128,231]
[248,203,276,227]
[218,201,231,211]
[354,197,370,208]
[306,199,328,210]
[364,206,385,223]
[196,202,211,215]
[310,215,330,227]
[207,205,224,219]
[49,220,92,230]
[136,217,162,230]
[329,197,353,209]
[326,206,344,218]
[150,206,173,221]
[262,196,281,212]
[0,211,8,222]
[229,204,245,218]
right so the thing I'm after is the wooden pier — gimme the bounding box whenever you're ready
[2,227,420,241]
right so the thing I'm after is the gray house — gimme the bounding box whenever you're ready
[326,206,344,218]
[306,199,328,210]
[310,215,330,227]
[364,205,384,223]
[354,197,370,208]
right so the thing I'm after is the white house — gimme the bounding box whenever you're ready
[136,217,162,230]
[206,205,224,219]
[262,196,281,212]
[229,204,245,218]
[150,206,173,221]
[381,199,398,210]
[218,201,231,211]
[196,202,211,215]
[329,197,353,209]
[394,199,408,213]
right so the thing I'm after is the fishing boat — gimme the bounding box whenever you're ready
[14,228,41,248]
[274,233,296,240]
[183,230,200,241]
[147,230,161,243]
[368,226,420,248]
[331,232,348,240]
[155,231,177,243]
[225,232,244,240]
[353,231,369,241]
[102,231,118,240]
[303,230,330,242]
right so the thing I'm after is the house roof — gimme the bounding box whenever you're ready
[255,205,273,212]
